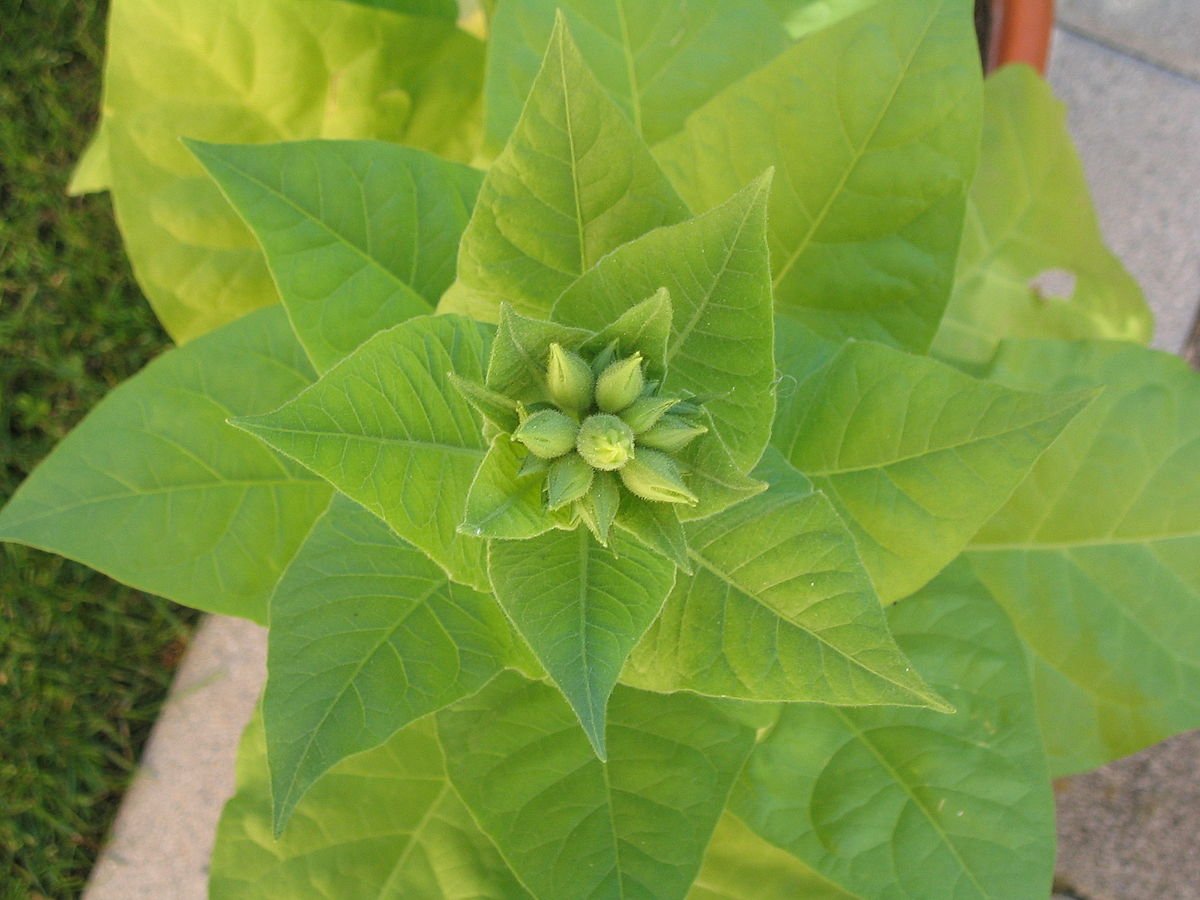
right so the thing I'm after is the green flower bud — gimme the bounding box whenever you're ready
[637,415,708,453]
[512,409,579,459]
[546,453,594,510]
[618,396,676,434]
[618,449,698,505]
[546,343,594,412]
[595,353,645,413]
[576,413,636,471]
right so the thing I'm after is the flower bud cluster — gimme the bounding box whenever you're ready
[508,342,707,539]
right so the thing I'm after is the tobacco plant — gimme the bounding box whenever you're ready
[3,0,1197,897]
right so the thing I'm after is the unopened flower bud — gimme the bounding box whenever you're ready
[637,415,708,453]
[546,343,593,412]
[618,449,698,505]
[546,453,594,510]
[512,409,579,459]
[595,353,644,413]
[576,413,635,471]
[618,396,676,434]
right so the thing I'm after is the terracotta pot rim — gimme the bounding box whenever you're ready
[989,0,1056,74]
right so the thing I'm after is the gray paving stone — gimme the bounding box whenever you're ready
[1058,0,1200,81]
[84,616,266,900]
[1055,731,1200,900]
[1048,28,1200,354]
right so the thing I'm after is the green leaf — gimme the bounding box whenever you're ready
[732,561,1056,899]
[965,340,1200,776]
[439,15,688,322]
[485,305,592,405]
[232,315,490,591]
[450,374,521,434]
[437,672,756,900]
[933,65,1153,365]
[555,174,777,471]
[211,714,531,899]
[487,528,676,757]
[767,0,884,39]
[326,0,457,16]
[655,0,982,352]
[462,437,557,539]
[102,0,483,342]
[483,0,788,150]
[689,814,857,900]
[773,330,1092,602]
[0,307,330,623]
[579,288,673,380]
[674,411,767,522]
[624,449,945,710]
[263,494,526,834]
[615,498,690,572]
[67,122,110,195]
[190,139,482,372]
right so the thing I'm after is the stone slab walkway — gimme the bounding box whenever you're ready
[84,8,1200,900]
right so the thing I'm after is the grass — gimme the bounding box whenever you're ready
[0,0,200,894]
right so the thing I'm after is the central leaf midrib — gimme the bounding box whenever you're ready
[665,186,760,365]
[202,152,427,302]
[967,531,1200,552]
[830,708,994,898]
[685,547,929,702]
[558,34,590,275]
[376,783,451,895]
[793,400,1079,477]
[275,578,449,819]
[771,4,943,291]
[243,424,486,459]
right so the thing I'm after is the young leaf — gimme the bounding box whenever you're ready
[486,529,676,757]
[773,330,1092,602]
[439,15,688,322]
[555,174,776,471]
[655,0,983,352]
[966,340,1200,776]
[231,315,491,591]
[675,411,767,522]
[190,139,482,372]
[486,305,592,405]
[731,562,1056,900]
[615,499,691,572]
[102,0,484,342]
[580,288,673,381]
[0,307,330,623]
[211,715,531,899]
[483,0,788,150]
[437,673,756,900]
[263,495,528,834]
[462,437,558,540]
[624,449,946,710]
[691,814,857,900]
[934,65,1153,365]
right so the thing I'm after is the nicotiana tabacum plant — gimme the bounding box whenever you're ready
[4,0,1198,896]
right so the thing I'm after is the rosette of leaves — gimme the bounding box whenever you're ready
[4,1,1198,898]
[456,300,736,547]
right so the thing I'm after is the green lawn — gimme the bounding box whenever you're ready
[1,1,200,894]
